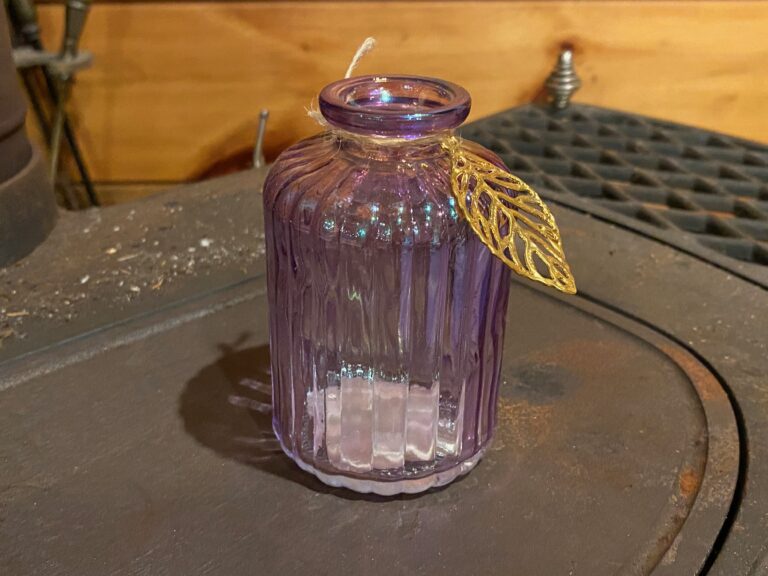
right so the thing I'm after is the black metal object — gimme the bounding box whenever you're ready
[0,9,31,183]
[0,8,56,267]
[0,109,766,574]
[462,105,768,273]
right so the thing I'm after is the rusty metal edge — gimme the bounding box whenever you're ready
[547,288,742,575]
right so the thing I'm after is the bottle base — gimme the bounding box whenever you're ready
[278,438,488,496]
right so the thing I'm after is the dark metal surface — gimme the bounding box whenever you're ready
[0,9,57,267]
[0,269,740,576]
[0,9,31,183]
[464,105,768,573]
[0,109,766,574]
[0,169,266,366]
[462,104,768,274]
[0,148,58,268]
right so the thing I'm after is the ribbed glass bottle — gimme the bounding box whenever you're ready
[263,76,512,494]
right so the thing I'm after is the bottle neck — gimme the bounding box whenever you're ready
[333,129,453,162]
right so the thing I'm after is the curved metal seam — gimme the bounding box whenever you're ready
[567,289,747,575]
[541,193,767,292]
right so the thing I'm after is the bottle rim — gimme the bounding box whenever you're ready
[319,75,471,139]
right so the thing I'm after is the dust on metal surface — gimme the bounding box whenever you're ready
[0,279,738,575]
[0,170,266,361]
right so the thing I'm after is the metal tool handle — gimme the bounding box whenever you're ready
[61,0,91,62]
[253,109,269,169]
[50,0,92,184]
[7,0,40,44]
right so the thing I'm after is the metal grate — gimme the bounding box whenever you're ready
[462,105,768,266]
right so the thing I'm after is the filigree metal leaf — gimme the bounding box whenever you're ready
[444,137,576,294]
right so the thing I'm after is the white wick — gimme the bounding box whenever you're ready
[344,37,377,79]
[308,37,378,127]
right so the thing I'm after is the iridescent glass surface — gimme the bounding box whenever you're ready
[263,76,512,494]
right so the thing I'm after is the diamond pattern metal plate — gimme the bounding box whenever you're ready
[462,104,768,266]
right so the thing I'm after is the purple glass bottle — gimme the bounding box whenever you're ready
[263,76,511,494]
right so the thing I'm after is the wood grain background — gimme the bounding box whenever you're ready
[35,1,768,183]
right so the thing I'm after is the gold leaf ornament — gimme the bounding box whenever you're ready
[443,137,577,294]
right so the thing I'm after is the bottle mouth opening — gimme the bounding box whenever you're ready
[319,75,471,139]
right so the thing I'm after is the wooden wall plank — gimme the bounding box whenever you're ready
[35,1,768,182]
